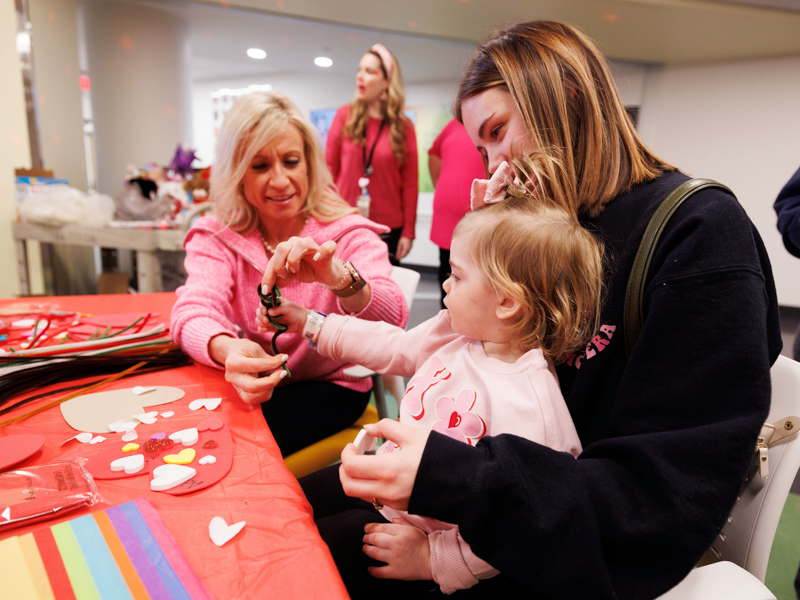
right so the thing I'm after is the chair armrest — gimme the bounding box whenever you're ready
[655,562,776,600]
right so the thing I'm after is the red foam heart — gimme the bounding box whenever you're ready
[197,416,224,432]
[0,435,45,471]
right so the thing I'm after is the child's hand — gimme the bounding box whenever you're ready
[255,298,309,335]
[363,519,433,581]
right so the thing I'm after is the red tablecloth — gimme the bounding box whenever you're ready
[0,293,349,600]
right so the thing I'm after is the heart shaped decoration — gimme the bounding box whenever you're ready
[151,433,166,440]
[189,398,222,411]
[209,516,246,547]
[169,428,199,447]
[110,454,144,474]
[89,436,106,444]
[150,464,196,491]
[197,417,224,432]
[132,386,156,395]
[353,428,377,455]
[109,420,137,433]
[164,448,196,465]
[61,431,93,445]
[133,411,159,425]
[121,430,138,442]
[122,443,140,452]
[160,411,174,418]
[198,455,216,465]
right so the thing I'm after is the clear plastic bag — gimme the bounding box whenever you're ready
[0,458,105,531]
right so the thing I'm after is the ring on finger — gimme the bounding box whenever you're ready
[372,498,383,510]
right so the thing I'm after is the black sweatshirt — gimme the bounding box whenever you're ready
[409,171,782,599]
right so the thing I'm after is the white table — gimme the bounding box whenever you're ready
[11,220,185,294]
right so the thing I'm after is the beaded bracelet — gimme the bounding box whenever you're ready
[316,257,350,292]
[256,284,291,377]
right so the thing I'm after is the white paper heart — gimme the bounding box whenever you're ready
[209,516,246,547]
[353,428,377,455]
[89,435,106,444]
[110,454,144,474]
[121,430,138,442]
[189,398,222,411]
[198,455,217,465]
[60,431,94,446]
[133,411,159,425]
[169,428,199,447]
[160,411,174,418]
[151,464,196,491]
[109,420,137,433]
[132,386,156,395]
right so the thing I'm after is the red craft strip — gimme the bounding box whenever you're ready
[32,527,78,600]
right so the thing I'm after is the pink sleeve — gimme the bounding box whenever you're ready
[400,119,419,240]
[428,527,500,595]
[317,312,446,378]
[325,106,348,181]
[170,230,238,369]
[332,226,409,327]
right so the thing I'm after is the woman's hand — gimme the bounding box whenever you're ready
[363,519,433,581]
[260,237,339,293]
[255,298,309,335]
[396,237,413,260]
[208,335,288,405]
[339,419,430,511]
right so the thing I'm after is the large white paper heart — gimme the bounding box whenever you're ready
[132,411,159,425]
[169,428,199,447]
[110,454,144,474]
[209,516,246,547]
[150,464,196,491]
[189,398,222,411]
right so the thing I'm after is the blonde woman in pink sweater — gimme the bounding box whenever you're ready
[171,92,408,457]
[256,177,604,597]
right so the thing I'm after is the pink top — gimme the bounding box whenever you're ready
[428,119,486,249]
[171,214,409,391]
[326,105,419,239]
[318,310,581,593]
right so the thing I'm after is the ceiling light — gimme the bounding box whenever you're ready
[315,57,333,68]
[247,48,267,59]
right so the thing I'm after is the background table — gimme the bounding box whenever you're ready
[0,293,349,600]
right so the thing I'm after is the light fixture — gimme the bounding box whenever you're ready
[247,48,267,59]
[314,56,333,68]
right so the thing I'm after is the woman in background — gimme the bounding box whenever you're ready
[326,44,418,265]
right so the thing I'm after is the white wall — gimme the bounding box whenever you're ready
[637,55,800,307]
[0,1,31,298]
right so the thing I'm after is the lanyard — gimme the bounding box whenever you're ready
[362,119,386,177]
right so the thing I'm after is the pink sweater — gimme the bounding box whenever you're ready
[318,310,582,593]
[171,214,409,391]
[326,105,418,239]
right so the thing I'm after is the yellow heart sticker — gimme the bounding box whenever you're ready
[163,448,196,465]
[122,443,140,452]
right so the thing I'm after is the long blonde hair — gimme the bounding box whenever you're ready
[343,48,408,164]
[455,21,675,218]
[211,92,356,233]
[453,193,604,363]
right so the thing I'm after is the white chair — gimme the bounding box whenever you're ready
[343,266,421,420]
[657,355,800,600]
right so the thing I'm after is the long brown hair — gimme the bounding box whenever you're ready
[455,21,675,218]
[343,48,408,164]
[454,192,604,363]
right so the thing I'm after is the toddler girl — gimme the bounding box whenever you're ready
[256,178,603,598]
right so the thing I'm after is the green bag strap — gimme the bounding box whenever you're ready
[623,178,733,358]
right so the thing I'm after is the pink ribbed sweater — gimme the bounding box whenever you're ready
[171,214,409,391]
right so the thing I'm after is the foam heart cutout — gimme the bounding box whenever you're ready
[353,428,377,455]
[198,455,216,465]
[75,432,93,443]
[110,454,144,474]
[89,436,106,444]
[122,443,140,452]
[189,397,222,411]
[121,430,138,442]
[160,411,174,418]
[164,448,196,465]
[197,417,224,432]
[109,420,137,433]
[133,411,159,425]
[209,516,246,547]
[150,464,196,491]
[169,428,199,446]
